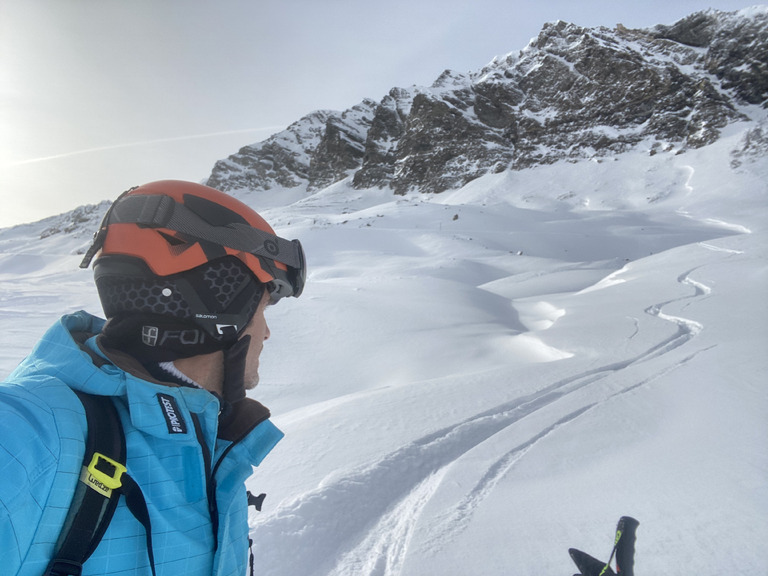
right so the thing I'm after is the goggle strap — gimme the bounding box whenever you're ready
[79,225,108,269]
[93,193,303,270]
[79,187,138,269]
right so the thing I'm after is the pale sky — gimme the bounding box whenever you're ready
[0,0,760,228]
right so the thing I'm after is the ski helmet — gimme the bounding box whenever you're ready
[80,180,305,361]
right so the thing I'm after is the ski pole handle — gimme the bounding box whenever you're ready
[615,516,639,576]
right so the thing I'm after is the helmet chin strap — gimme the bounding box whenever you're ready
[221,334,251,404]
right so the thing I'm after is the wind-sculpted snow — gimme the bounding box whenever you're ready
[242,132,768,575]
[1,120,766,575]
[249,241,732,576]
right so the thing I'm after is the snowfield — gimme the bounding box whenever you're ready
[1,122,766,575]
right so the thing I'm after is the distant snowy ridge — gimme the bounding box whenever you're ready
[206,7,768,196]
[0,8,766,243]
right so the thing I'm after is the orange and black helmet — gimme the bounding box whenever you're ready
[80,180,306,359]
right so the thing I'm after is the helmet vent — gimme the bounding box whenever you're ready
[183,193,248,226]
[158,230,189,247]
[203,259,251,308]
[98,276,191,319]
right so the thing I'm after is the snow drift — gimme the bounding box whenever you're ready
[1,116,766,575]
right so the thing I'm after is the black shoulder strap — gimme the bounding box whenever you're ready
[45,391,126,576]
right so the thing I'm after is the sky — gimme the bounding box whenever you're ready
[0,0,761,228]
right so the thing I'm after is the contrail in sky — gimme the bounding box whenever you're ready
[8,127,284,166]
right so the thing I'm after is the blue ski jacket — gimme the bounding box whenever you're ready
[0,311,284,575]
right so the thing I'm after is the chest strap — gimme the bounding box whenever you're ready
[44,391,156,576]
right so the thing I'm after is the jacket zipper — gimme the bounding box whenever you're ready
[191,414,219,551]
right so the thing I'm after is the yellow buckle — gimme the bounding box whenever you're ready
[81,452,126,497]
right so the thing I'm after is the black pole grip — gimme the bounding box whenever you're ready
[615,516,640,576]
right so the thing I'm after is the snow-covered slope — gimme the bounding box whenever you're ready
[1,118,766,574]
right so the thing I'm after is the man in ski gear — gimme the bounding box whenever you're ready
[0,180,306,575]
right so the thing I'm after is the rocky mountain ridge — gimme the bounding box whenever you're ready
[206,7,768,196]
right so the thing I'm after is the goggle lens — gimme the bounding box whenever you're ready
[265,239,306,303]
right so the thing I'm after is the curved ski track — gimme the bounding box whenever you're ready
[253,268,713,576]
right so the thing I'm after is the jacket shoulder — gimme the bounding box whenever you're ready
[0,376,87,573]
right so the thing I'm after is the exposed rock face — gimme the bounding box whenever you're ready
[653,9,768,105]
[206,111,333,192]
[307,100,377,191]
[206,7,767,196]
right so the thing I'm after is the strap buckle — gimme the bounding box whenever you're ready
[82,452,127,496]
[46,559,84,576]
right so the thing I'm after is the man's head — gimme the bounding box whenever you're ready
[81,180,305,399]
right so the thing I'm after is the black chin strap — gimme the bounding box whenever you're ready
[222,335,251,405]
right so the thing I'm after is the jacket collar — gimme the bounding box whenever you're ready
[21,311,282,462]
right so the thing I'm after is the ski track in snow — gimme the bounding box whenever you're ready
[418,265,716,554]
[698,241,744,255]
[3,131,761,573]
[253,260,715,576]
[643,267,708,348]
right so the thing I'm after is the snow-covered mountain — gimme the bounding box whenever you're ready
[1,6,767,576]
[206,7,767,196]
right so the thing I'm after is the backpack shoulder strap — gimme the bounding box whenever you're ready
[44,390,126,576]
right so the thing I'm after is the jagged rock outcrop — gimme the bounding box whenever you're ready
[206,111,332,192]
[206,7,768,196]
[306,100,377,191]
[653,9,768,105]
[731,118,768,168]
